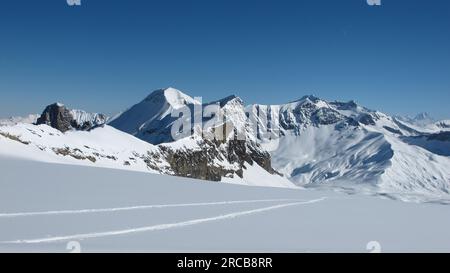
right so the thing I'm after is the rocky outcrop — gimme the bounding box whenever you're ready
[436,121,450,130]
[36,103,107,133]
[36,103,73,132]
[161,136,278,182]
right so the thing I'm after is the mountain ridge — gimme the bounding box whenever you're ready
[1,87,449,202]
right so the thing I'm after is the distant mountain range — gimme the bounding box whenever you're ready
[395,113,450,133]
[1,87,449,202]
[0,114,40,127]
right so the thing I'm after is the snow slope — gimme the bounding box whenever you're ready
[379,133,450,200]
[242,95,450,201]
[268,123,450,201]
[1,158,449,252]
[0,123,294,188]
[0,123,165,173]
[270,126,390,188]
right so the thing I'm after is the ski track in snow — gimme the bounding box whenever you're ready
[3,198,326,244]
[0,199,304,218]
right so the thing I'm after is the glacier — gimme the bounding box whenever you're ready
[1,158,450,252]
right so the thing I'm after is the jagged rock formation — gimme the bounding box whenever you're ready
[436,120,450,130]
[160,135,277,182]
[36,103,107,132]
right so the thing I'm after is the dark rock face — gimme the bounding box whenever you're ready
[383,126,403,135]
[164,146,230,181]
[330,100,358,110]
[36,104,73,133]
[227,139,277,175]
[279,104,348,130]
[160,126,279,182]
[311,108,344,125]
[436,121,450,130]
[358,113,376,126]
[70,117,107,131]
[36,103,107,133]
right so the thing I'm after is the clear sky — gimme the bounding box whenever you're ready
[0,0,449,119]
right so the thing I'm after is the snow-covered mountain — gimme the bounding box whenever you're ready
[109,88,201,144]
[435,120,450,130]
[108,88,283,183]
[247,96,450,200]
[108,89,450,201]
[395,113,450,133]
[0,122,293,188]
[0,87,449,201]
[396,112,436,127]
[0,91,293,188]
[35,103,108,132]
[109,88,253,144]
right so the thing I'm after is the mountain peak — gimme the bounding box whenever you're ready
[396,112,436,127]
[287,95,323,105]
[208,95,243,107]
[300,95,320,102]
[414,112,434,122]
[286,95,314,102]
[144,87,200,108]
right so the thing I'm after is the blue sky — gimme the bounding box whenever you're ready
[0,0,449,119]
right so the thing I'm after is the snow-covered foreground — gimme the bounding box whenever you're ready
[1,157,450,253]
